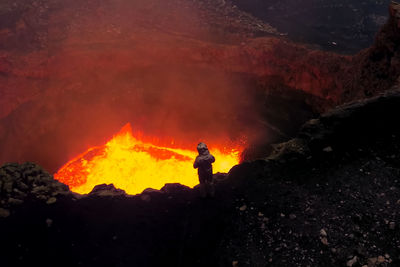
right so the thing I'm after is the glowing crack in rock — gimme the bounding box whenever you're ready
[54,123,241,195]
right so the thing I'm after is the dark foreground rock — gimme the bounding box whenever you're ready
[0,162,70,218]
[1,88,400,266]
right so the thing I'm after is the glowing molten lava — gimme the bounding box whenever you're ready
[54,124,241,195]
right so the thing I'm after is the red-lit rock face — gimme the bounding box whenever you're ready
[0,0,399,176]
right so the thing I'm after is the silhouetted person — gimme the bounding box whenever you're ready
[193,142,215,197]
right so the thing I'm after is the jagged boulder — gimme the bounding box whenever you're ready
[88,184,127,197]
[161,183,192,194]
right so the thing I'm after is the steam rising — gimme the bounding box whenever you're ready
[0,0,267,172]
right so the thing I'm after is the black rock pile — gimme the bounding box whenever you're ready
[0,162,70,218]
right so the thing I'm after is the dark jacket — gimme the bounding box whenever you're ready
[193,143,215,183]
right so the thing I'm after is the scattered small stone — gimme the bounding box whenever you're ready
[346,256,358,267]
[289,214,296,220]
[140,194,151,202]
[377,256,385,263]
[258,212,264,217]
[280,213,285,218]
[8,198,23,206]
[323,146,333,152]
[368,257,377,266]
[46,218,53,227]
[0,208,10,218]
[4,182,13,193]
[46,197,57,205]
[37,194,48,201]
[232,260,238,267]
[320,229,327,237]
[239,205,247,211]
[389,222,396,230]
[320,237,329,246]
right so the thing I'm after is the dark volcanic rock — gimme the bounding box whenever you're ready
[0,162,70,212]
[161,183,192,193]
[268,87,400,163]
[232,0,390,54]
[341,1,400,102]
[88,184,127,197]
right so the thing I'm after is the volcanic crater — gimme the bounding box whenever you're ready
[1,0,400,266]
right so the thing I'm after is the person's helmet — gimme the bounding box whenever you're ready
[197,142,208,153]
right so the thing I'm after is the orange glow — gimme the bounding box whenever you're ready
[54,123,242,195]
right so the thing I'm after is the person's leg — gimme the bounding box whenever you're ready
[209,180,215,197]
[200,183,207,198]
[205,173,214,197]
[199,174,206,197]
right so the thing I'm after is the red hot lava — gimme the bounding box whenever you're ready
[54,123,242,195]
